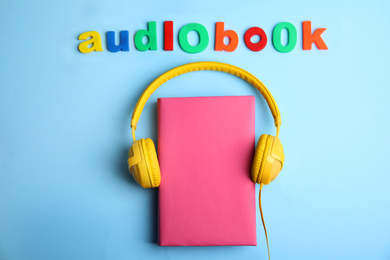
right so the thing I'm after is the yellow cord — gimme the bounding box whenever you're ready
[259,187,270,260]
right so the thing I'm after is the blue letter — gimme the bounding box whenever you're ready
[107,31,129,52]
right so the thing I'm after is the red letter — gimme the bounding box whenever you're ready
[164,21,174,51]
[302,21,328,50]
[244,27,267,52]
[215,22,238,52]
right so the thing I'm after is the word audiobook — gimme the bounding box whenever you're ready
[78,21,327,54]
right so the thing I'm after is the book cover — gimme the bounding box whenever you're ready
[158,96,256,246]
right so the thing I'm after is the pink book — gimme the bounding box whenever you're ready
[157,96,256,246]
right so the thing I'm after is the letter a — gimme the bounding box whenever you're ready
[78,31,103,53]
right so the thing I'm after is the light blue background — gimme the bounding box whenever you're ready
[1,0,389,259]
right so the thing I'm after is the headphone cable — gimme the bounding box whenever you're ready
[259,187,270,260]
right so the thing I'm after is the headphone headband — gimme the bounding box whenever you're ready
[131,61,281,134]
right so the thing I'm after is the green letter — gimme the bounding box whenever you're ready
[135,22,157,51]
[272,22,297,53]
[179,23,209,54]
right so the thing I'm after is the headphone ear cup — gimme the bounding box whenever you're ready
[128,140,149,187]
[141,138,161,188]
[261,137,284,185]
[252,135,285,186]
[251,134,269,184]
[128,138,161,188]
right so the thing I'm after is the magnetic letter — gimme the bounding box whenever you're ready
[178,23,209,54]
[302,21,328,50]
[215,22,238,52]
[244,27,267,52]
[134,22,158,51]
[272,22,297,53]
[107,31,129,52]
[164,21,174,51]
[78,31,103,53]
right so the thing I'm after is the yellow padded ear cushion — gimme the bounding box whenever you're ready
[128,140,151,188]
[251,134,269,184]
[141,138,161,188]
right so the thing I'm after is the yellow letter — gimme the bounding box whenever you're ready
[78,31,103,53]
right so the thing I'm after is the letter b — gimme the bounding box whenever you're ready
[215,22,238,52]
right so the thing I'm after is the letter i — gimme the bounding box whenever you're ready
[164,21,174,51]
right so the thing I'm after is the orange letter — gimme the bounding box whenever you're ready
[215,22,238,52]
[302,21,328,50]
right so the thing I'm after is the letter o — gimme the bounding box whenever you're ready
[272,22,297,53]
[244,27,267,52]
[179,23,209,54]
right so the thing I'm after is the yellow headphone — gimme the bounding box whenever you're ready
[128,61,285,190]
[127,61,284,259]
